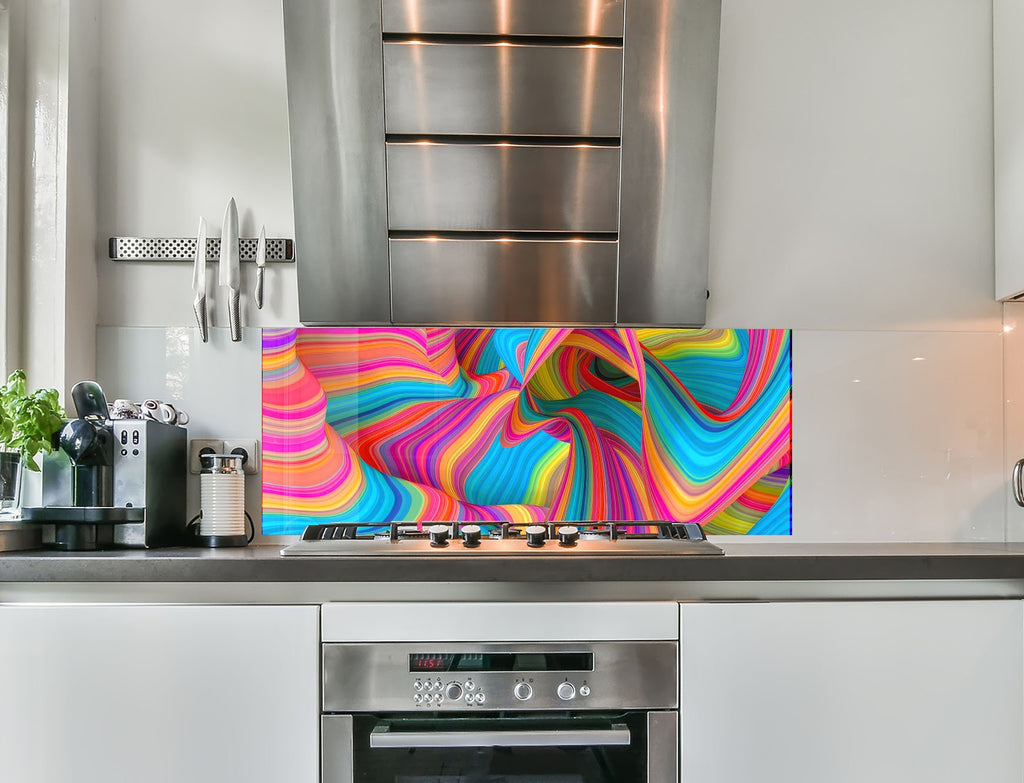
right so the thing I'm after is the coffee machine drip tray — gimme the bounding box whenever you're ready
[21,507,145,523]
[20,506,146,551]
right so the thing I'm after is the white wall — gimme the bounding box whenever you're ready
[92,0,1005,542]
[96,0,297,328]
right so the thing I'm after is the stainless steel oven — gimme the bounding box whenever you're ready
[321,639,678,783]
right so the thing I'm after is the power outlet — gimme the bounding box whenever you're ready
[223,438,260,475]
[189,438,224,474]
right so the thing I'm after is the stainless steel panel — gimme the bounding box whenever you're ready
[617,0,721,326]
[282,534,722,556]
[283,0,391,324]
[322,714,354,783]
[382,0,625,37]
[390,238,617,324]
[386,143,621,232]
[322,641,678,712]
[647,711,679,783]
[384,42,623,137]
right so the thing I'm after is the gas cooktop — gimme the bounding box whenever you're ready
[280,522,723,557]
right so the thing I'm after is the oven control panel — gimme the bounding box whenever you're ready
[411,676,494,707]
[409,675,593,708]
[322,641,678,713]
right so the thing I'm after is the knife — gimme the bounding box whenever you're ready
[219,197,241,342]
[192,217,209,342]
[254,224,266,310]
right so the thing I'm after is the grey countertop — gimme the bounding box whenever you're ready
[3,541,1024,585]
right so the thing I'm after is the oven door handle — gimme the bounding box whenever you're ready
[369,722,631,749]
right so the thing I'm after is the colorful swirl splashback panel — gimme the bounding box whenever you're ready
[261,328,792,535]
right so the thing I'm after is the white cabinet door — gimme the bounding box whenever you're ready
[996,0,1024,299]
[680,601,1023,783]
[0,604,319,783]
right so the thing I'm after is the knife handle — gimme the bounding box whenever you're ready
[229,289,241,342]
[255,267,265,310]
[193,296,209,343]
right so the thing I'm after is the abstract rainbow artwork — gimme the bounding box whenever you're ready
[261,328,792,535]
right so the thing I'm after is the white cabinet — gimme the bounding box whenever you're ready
[0,604,319,783]
[680,601,1023,783]
[995,0,1024,299]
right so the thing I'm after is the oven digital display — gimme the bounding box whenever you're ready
[410,652,594,673]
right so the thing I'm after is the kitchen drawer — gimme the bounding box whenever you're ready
[381,0,625,37]
[390,238,617,323]
[386,142,621,232]
[384,42,623,137]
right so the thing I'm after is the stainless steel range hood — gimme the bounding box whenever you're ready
[283,0,721,326]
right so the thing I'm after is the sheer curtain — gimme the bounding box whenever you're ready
[0,0,99,402]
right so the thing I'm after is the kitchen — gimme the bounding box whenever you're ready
[1,0,1023,782]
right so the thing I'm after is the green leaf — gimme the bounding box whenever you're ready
[0,370,65,471]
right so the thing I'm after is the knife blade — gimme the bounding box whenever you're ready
[219,197,241,342]
[254,224,266,310]
[192,217,209,342]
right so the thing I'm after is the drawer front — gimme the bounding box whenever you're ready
[384,42,623,137]
[381,0,625,37]
[390,239,617,323]
[386,143,621,232]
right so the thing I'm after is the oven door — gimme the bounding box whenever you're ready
[323,711,677,783]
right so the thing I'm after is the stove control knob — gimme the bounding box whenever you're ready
[445,682,463,701]
[514,682,533,701]
[557,682,576,701]
[461,524,482,548]
[525,525,547,548]
[579,685,591,697]
[557,526,580,547]
[428,524,450,547]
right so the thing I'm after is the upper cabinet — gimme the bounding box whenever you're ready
[283,0,721,326]
[995,0,1024,300]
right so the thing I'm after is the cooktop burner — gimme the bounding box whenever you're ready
[280,521,723,556]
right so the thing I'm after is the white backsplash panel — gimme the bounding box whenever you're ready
[789,329,1004,541]
[1003,302,1024,540]
[96,326,266,536]
[94,326,1006,543]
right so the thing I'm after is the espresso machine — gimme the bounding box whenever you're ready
[22,381,187,550]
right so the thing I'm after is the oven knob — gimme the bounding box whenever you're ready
[428,524,450,547]
[465,693,474,705]
[514,682,533,701]
[579,685,591,697]
[413,680,423,691]
[557,525,580,547]
[461,524,482,548]
[465,680,475,691]
[557,682,576,701]
[525,525,547,548]
[414,694,423,705]
[474,692,485,704]
[446,682,464,701]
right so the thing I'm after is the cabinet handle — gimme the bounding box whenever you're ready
[1013,459,1024,507]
